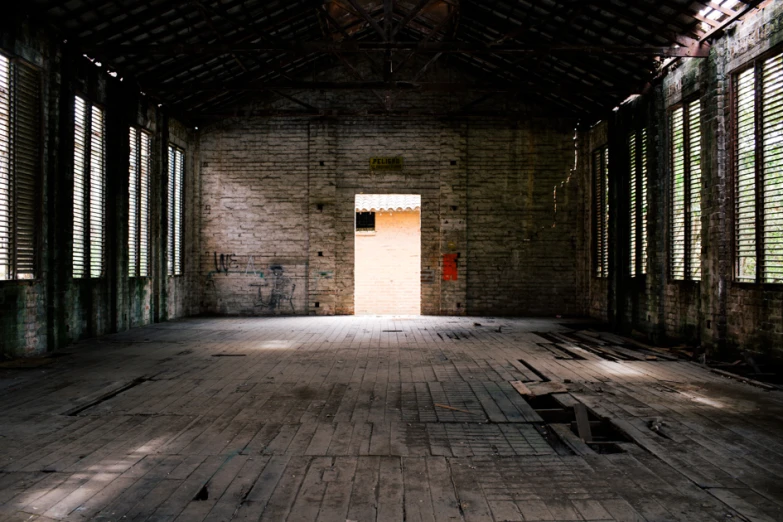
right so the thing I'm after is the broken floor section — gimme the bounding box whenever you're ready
[0,316,781,521]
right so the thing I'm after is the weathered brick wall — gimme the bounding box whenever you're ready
[1,15,197,358]
[582,121,610,322]
[583,1,783,357]
[466,120,579,316]
[355,210,421,315]
[199,120,309,315]
[714,2,783,354]
[198,115,580,317]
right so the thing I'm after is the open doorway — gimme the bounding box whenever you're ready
[354,194,421,315]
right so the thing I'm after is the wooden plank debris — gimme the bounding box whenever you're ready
[433,403,480,415]
[510,380,568,397]
[573,403,593,443]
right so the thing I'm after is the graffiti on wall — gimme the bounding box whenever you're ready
[250,265,296,313]
[208,252,265,278]
[204,252,298,314]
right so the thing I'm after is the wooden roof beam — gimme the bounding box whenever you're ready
[93,42,710,57]
[344,0,388,41]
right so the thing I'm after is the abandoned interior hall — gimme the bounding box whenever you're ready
[2,0,783,520]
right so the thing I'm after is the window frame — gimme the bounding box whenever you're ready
[731,45,783,286]
[0,51,43,283]
[593,145,609,279]
[167,144,185,277]
[355,211,376,232]
[72,94,107,280]
[628,126,649,279]
[128,126,152,278]
[668,97,703,282]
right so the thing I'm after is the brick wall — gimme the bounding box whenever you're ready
[355,210,421,315]
[0,16,197,358]
[198,116,580,317]
[581,1,783,357]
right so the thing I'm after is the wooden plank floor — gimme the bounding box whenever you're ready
[0,316,781,521]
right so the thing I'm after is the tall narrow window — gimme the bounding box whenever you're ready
[73,97,106,279]
[670,101,702,281]
[735,50,783,283]
[0,55,41,281]
[129,128,151,277]
[167,145,184,276]
[628,128,648,277]
[594,146,609,278]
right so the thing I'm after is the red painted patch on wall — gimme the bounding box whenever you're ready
[443,254,458,281]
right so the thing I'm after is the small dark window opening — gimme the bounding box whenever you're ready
[356,211,375,231]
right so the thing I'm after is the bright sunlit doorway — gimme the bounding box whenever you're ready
[354,194,421,315]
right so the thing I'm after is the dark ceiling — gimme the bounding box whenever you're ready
[28,0,765,118]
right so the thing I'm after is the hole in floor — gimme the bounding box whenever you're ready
[193,484,209,501]
[524,395,636,455]
[567,412,635,453]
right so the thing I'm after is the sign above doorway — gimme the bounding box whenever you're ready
[369,157,403,170]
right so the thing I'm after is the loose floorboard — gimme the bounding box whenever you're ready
[0,316,782,521]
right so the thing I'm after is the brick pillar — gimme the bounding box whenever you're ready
[308,120,338,315]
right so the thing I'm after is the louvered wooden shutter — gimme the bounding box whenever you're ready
[13,61,41,279]
[762,52,783,283]
[629,132,637,278]
[640,128,648,275]
[73,97,105,279]
[735,67,757,281]
[129,128,152,278]
[0,55,11,280]
[139,131,151,277]
[688,103,702,280]
[671,107,686,280]
[89,105,105,279]
[628,127,649,278]
[72,97,88,278]
[0,57,41,281]
[174,148,183,276]
[167,146,175,276]
[168,145,184,276]
[594,147,609,278]
[128,128,138,277]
